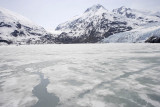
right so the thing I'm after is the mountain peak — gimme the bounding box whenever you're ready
[113,6,132,14]
[84,4,106,13]
[120,6,127,9]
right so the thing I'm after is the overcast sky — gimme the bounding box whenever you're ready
[0,0,160,30]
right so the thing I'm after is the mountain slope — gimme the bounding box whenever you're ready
[102,23,160,43]
[101,7,160,43]
[55,4,133,43]
[0,7,55,45]
[113,6,160,25]
[55,5,160,43]
[1,5,160,44]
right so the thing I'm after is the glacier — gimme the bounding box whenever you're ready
[102,22,160,43]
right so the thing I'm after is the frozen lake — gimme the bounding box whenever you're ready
[0,44,160,107]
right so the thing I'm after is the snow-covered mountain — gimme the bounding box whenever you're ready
[0,7,55,45]
[101,7,160,43]
[102,23,160,43]
[1,5,160,44]
[55,4,133,43]
[113,6,160,21]
[55,5,160,43]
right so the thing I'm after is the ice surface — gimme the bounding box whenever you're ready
[0,44,160,107]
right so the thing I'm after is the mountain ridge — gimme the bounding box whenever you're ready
[0,7,56,45]
[55,4,160,43]
[1,4,160,44]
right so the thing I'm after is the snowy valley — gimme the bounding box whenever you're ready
[0,4,160,44]
[1,3,160,107]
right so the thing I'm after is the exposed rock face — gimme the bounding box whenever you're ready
[0,22,12,27]
[0,39,12,44]
[113,6,136,19]
[55,4,134,43]
[145,36,160,43]
[11,30,19,37]
[16,23,21,29]
[1,5,160,44]
[0,7,56,45]
[55,4,160,43]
